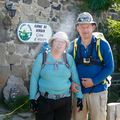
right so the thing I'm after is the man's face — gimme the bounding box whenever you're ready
[76,23,96,40]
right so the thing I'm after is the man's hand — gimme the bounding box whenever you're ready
[77,98,83,112]
[81,78,94,88]
[30,99,39,113]
[71,82,80,93]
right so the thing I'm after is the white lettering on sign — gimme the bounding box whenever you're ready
[17,23,52,43]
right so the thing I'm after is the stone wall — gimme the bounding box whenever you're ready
[0,0,80,99]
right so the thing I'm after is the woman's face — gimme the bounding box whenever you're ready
[52,39,67,53]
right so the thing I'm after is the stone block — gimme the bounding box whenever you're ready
[2,15,12,30]
[7,43,15,55]
[11,64,27,79]
[23,0,32,4]
[15,44,29,56]
[0,43,7,65]
[0,65,11,98]
[6,54,21,64]
[10,0,20,3]
[21,58,33,66]
[0,65,10,87]
[37,0,50,8]
[51,4,61,10]
[27,15,36,22]
[3,75,28,101]
[116,104,120,118]
[107,103,120,120]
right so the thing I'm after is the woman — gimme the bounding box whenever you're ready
[29,31,83,120]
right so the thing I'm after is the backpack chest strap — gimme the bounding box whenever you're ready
[41,51,70,69]
[74,38,104,66]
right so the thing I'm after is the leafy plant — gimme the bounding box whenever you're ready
[106,19,120,71]
[4,95,29,112]
[86,0,112,12]
[111,3,120,11]
[107,19,120,44]
[73,0,120,15]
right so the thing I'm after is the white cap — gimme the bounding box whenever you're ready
[49,31,70,47]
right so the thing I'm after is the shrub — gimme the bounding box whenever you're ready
[107,19,120,71]
[4,95,29,112]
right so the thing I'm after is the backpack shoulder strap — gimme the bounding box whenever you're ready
[41,50,48,68]
[96,38,103,62]
[93,32,105,62]
[42,51,70,69]
[73,38,78,59]
[63,52,70,69]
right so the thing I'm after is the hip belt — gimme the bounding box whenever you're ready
[40,91,70,100]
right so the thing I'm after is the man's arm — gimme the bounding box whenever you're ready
[92,40,114,85]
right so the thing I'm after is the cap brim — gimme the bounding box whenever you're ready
[76,21,96,26]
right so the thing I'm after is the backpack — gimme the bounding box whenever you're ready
[73,32,112,87]
[73,32,105,63]
[39,42,70,69]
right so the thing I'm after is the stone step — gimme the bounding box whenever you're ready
[0,111,35,120]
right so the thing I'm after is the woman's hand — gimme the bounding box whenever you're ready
[71,82,80,93]
[30,99,39,113]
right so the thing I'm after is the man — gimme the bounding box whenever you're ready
[68,12,114,120]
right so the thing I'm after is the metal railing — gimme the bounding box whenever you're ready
[111,72,120,86]
[111,79,120,86]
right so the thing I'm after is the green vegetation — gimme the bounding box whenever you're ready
[86,0,112,12]
[111,3,120,11]
[108,85,120,102]
[0,96,30,119]
[74,0,120,15]
[4,95,29,112]
[107,19,120,44]
[105,18,120,102]
[107,19,120,72]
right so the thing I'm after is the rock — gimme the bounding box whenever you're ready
[22,0,32,4]
[3,75,28,102]
[37,0,50,8]
[107,103,120,120]
[17,112,33,119]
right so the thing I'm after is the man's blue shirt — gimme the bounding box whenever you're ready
[68,35,114,94]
